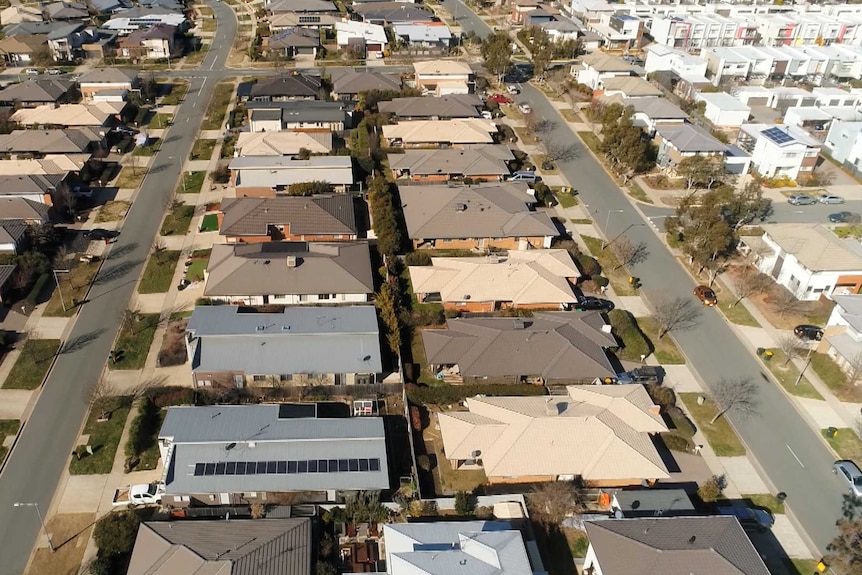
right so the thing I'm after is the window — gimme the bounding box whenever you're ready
[280,374,292,382]
[273,295,285,298]
[252,375,266,382]
[233,375,243,386]
[299,294,308,302]
[356,373,373,385]
[318,294,331,300]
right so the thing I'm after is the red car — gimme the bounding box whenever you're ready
[487,94,513,104]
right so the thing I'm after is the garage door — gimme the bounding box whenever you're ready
[747,97,769,106]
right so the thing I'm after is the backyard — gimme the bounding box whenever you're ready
[138,250,181,294]
[2,339,61,389]
[680,393,746,457]
[69,396,133,474]
[111,313,160,370]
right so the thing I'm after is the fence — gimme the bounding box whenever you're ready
[264,383,404,400]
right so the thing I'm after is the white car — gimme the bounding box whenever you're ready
[481,110,493,120]
[506,84,520,94]
[24,68,39,76]
[819,194,845,204]
[518,103,532,114]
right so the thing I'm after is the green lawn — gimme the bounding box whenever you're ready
[2,340,61,389]
[555,188,579,208]
[680,393,746,456]
[185,250,211,282]
[627,182,653,204]
[44,263,100,317]
[0,419,20,467]
[743,493,785,514]
[160,81,188,106]
[762,348,823,400]
[201,81,234,130]
[132,138,162,156]
[581,235,637,295]
[824,427,862,461]
[577,131,602,155]
[810,352,862,402]
[111,313,160,370]
[138,250,180,294]
[178,171,206,194]
[160,203,195,236]
[147,113,172,129]
[199,213,218,232]
[637,316,686,364]
[410,329,440,387]
[189,138,216,161]
[69,396,133,474]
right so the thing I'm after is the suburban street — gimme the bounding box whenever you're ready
[642,200,862,225]
[0,2,236,573]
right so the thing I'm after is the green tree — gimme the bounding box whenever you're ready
[455,491,476,516]
[675,154,724,191]
[525,27,554,80]
[94,510,141,557]
[367,175,402,258]
[297,147,311,160]
[287,181,332,195]
[827,495,862,572]
[481,31,512,83]
[600,112,652,183]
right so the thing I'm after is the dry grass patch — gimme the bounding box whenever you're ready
[94,200,131,223]
[44,262,100,317]
[558,108,579,123]
[27,513,95,575]
[680,393,746,456]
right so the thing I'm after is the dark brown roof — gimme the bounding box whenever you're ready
[584,517,770,575]
[219,195,358,237]
[251,74,322,99]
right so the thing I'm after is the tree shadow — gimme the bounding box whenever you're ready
[60,329,108,355]
[94,260,142,285]
[106,242,139,260]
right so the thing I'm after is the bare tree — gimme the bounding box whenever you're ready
[846,351,862,387]
[612,236,649,270]
[524,112,554,135]
[710,376,759,424]
[654,296,701,339]
[85,376,117,420]
[528,481,585,524]
[731,267,768,307]
[777,334,806,366]
[771,286,805,318]
[542,138,581,163]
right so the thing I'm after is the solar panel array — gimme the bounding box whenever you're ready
[762,127,795,146]
[192,458,382,477]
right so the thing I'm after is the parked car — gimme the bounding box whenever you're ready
[616,366,663,385]
[834,460,862,498]
[694,285,717,306]
[112,483,165,507]
[575,296,614,312]
[507,170,538,183]
[506,84,520,94]
[45,68,62,75]
[487,94,513,104]
[794,324,823,341]
[481,110,493,120]
[829,211,862,224]
[788,194,817,205]
[819,194,845,204]
[717,507,774,532]
[24,68,39,76]
[518,102,532,114]
[83,228,120,241]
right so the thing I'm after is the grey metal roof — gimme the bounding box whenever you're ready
[0,79,76,104]
[584,517,770,575]
[332,70,402,96]
[268,0,337,12]
[379,94,482,119]
[246,102,349,124]
[352,1,433,22]
[203,241,374,297]
[622,97,689,120]
[250,108,282,122]
[251,75,322,99]
[220,195,357,237]
[0,264,16,290]
[656,124,727,153]
[77,67,138,84]
[399,183,557,240]
[129,519,311,575]
[3,20,77,36]
[43,2,89,20]
[268,26,321,48]
[0,197,50,221]
[186,304,383,374]
[833,295,862,332]
[0,129,98,154]
[231,156,354,188]
[422,311,616,380]
[612,489,695,516]
[390,146,512,177]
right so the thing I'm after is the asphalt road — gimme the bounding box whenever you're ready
[642,200,862,226]
[0,2,235,573]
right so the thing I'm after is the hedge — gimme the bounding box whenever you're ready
[407,383,546,405]
[608,309,650,360]
[661,433,692,453]
[25,273,50,308]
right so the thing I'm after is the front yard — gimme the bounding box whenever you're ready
[762,349,823,400]
[680,392,746,456]
[70,396,133,474]
[95,200,131,223]
[44,262,100,317]
[810,352,862,403]
[189,138,216,161]
[184,249,211,282]
[581,236,637,295]
[2,340,61,389]
[111,313,160,370]
[160,202,195,236]
[138,250,180,294]
[132,138,162,156]
[114,167,146,189]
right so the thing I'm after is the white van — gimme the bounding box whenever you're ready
[507,171,538,183]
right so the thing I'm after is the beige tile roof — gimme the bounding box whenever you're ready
[383,119,496,145]
[763,223,862,272]
[0,154,88,175]
[602,76,662,97]
[582,52,636,72]
[235,131,331,156]
[413,59,473,76]
[439,386,668,481]
[11,101,125,126]
[409,250,579,305]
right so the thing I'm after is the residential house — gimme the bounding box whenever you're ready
[235,131,332,156]
[600,76,661,99]
[583,517,769,575]
[0,5,43,25]
[382,118,496,147]
[393,22,452,50]
[267,0,341,32]
[409,250,580,311]
[0,155,89,177]
[246,101,350,133]
[383,521,534,575]
[90,0,131,13]
[77,68,138,100]
[0,35,46,65]
[2,19,74,37]
[510,0,541,25]
[331,70,401,101]
[821,295,862,378]
[352,2,433,25]
[0,219,29,253]
[695,92,751,128]
[118,23,178,59]
[0,197,50,225]
[103,7,187,33]
[540,19,584,43]
[611,489,696,518]
[378,94,482,119]
[10,101,125,127]
[655,124,728,169]
[249,74,324,101]
[772,86,818,111]
[185,305,385,387]
[733,86,777,108]
[0,128,104,156]
[0,264,17,303]
[523,8,557,27]
[218,195,358,242]
[128,519,311,575]
[42,1,88,21]
[438,385,667,483]
[158,403,389,504]
[399,182,557,250]
[413,59,474,95]
[587,12,644,51]
[621,97,689,135]
[737,124,820,180]
[231,156,353,195]
[824,120,862,176]
[0,174,63,205]
[0,79,78,107]
[203,241,373,305]
[389,145,513,182]
[335,20,387,57]
[575,52,636,91]
[739,223,862,300]
[813,86,859,108]
[783,106,833,133]
[46,22,100,62]
[266,26,321,58]
[644,43,709,78]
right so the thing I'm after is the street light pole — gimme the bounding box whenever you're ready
[795,345,816,387]
[52,269,70,313]
[601,210,624,250]
[13,502,54,552]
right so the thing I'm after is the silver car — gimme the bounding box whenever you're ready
[788,194,816,205]
[819,194,845,204]
[834,460,862,497]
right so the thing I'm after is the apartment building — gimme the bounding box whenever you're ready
[586,12,644,51]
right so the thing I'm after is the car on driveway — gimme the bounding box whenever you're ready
[829,211,862,224]
[717,507,774,532]
[788,194,817,205]
[819,194,845,204]
[834,460,862,498]
[694,285,717,306]
[487,94,512,104]
[575,296,614,311]
[616,366,663,385]
[83,228,119,241]
[794,324,823,341]
[506,84,520,94]
[518,102,532,114]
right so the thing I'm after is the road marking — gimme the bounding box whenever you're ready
[787,444,805,468]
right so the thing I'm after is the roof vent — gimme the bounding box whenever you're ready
[455,203,467,212]
[282,325,291,331]
[256,325,265,331]
[286,256,298,267]
[688,535,697,545]
[513,318,525,330]
[264,260,271,265]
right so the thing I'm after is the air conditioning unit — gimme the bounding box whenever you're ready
[286,256,297,267]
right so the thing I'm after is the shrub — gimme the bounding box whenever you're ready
[645,383,675,410]
[608,309,650,359]
[661,433,692,452]
[149,386,196,407]
[407,306,444,327]
[287,180,332,196]
[417,454,432,472]
[126,399,161,459]
[455,491,476,516]
[404,251,432,266]
[94,510,140,556]
[667,406,696,437]
[592,275,609,288]
[407,383,546,405]
[410,406,423,431]
[697,474,726,503]
[576,254,601,278]
[211,164,230,184]
[157,337,187,367]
